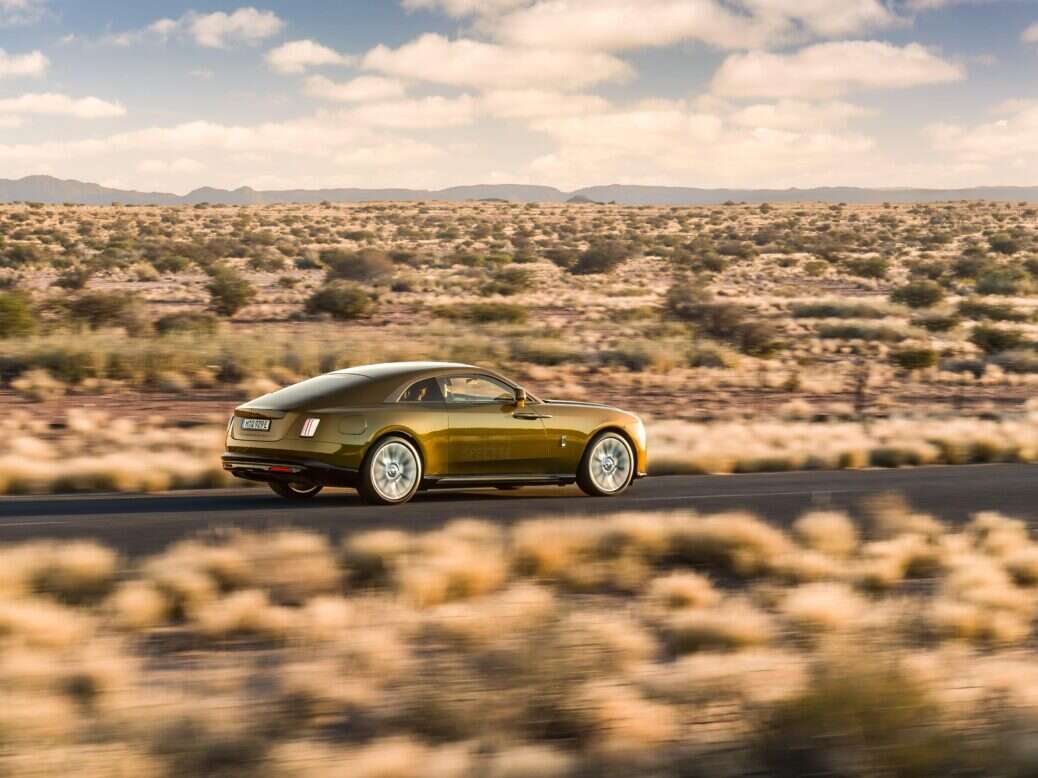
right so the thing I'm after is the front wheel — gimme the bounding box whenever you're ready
[269,481,323,500]
[359,436,423,505]
[577,432,635,497]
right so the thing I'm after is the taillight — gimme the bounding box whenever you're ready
[300,418,320,438]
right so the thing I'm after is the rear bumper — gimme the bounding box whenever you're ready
[221,453,359,487]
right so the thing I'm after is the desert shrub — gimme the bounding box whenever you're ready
[321,248,394,284]
[510,339,582,366]
[483,266,533,296]
[890,280,944,309]
[716,240,757,259]
[65,291,145,332]
[544,246,579,269]
[957,299,1030,322]
[0,242,50,268]
[0,292,37,338]
[970,325,1027,354]
[913,313,959,333]
[756,661,967,777]
[154,311,220,336]
[990,350,1038,374]
[437,302,528,324]
[890,348,938,371]
[570,240,631,275]
[305,282,373,320]
[207,267,256,317]
[989,232,1022,255]
[735,320,782,357]
[791,302,887,319]
[975,267,1030,296]
[53,266,92,291]
[843,256,889,279]
[818,323,906,342]
[666,280,778,356]
[952,253,994,279]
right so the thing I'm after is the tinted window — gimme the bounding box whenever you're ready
[443,375,514,403]
[399,377,444,403]
[250,374,366,409]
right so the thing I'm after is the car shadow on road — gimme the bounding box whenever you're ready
[0,486,586,519]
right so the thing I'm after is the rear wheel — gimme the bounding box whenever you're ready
[269,481,323,499]
[577,432,635,497]
[359,436,423,505]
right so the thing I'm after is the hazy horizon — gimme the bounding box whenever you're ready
[1,0,1037,195]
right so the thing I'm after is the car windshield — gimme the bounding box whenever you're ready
[249,374,366,409]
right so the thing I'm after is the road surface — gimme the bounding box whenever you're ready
[0,464,1033,554]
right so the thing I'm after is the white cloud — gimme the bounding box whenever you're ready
[402,0,529,17]
[267,39,352,74]
[495,0,763,52]
[481,89,609,118]
[1024,22,1038,44]
[712,41,964,99]
[489,0,900,52]
[137,157,205,175]
[927,100,1038,165]
[525,99,875,190]
[332,139,445,167]
[728,99,871,130]
[0,93,126,118]
[740,0,899,38]
[363,33,633,90]
[0,48,48,78]
[0,114,463,192]
[305,75,406,103]
[107,7,284,49]
[0,0,47,26]
[344,95,480,128]
[189,7,284,48]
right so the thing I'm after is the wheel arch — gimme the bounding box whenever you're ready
[362,427,427,470]
[581,425,638,468]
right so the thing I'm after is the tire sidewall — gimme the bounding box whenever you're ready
[579,432,635,497]
[361,436,423,505]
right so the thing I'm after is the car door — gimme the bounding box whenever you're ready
[442,374,549,476]
[393,377,450,476]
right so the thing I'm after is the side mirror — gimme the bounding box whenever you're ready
[514,388,527,409]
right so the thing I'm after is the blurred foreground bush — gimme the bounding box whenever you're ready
[4,504,1038,776]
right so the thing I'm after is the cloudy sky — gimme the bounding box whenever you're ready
[0,0,1036,193]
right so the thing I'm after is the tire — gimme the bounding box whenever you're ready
[577,431,635,497]
[269,481,323,499]
[359,436,423,505]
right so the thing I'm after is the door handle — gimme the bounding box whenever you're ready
[513,411,552,420]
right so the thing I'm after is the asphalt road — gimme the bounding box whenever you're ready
[0,463,1034,554]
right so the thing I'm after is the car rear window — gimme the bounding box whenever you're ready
[249,374,367,409]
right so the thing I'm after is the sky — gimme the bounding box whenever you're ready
[0,0,1036,193]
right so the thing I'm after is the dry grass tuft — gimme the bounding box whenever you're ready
[793,511,859,557]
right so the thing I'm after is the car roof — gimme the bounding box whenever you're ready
[333,362,476,381]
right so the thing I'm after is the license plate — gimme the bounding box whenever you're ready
[240,418,271,432]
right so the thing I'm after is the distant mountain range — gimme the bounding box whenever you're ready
[2,175,1037,206]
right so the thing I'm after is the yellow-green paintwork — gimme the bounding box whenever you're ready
[225,362,648,478]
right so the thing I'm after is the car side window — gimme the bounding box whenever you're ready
[399,377,444,403]
[442,375,515,404]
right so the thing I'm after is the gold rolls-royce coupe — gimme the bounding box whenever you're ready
[222,362,647,504]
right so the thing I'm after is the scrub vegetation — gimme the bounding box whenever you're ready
[5,502,1038,776]
[2,199,1038,491]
